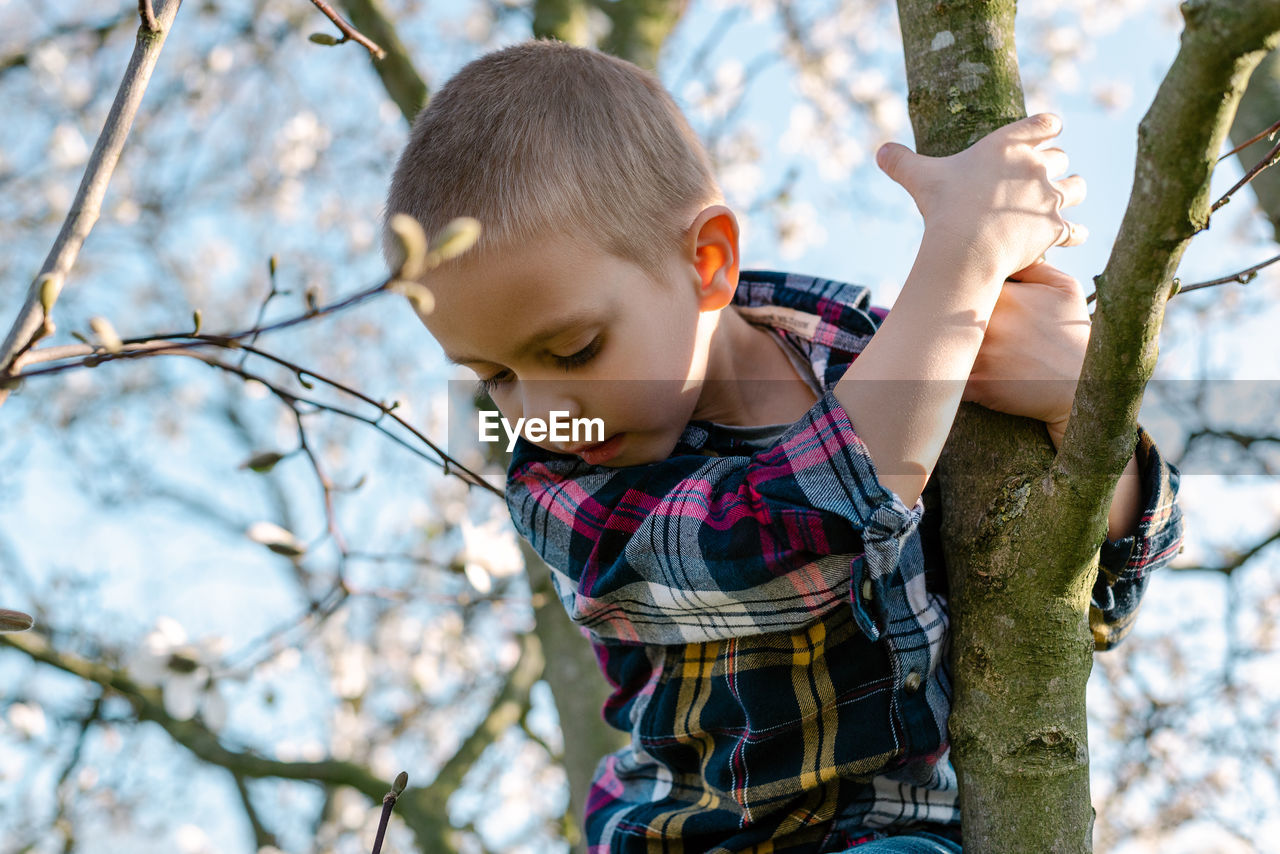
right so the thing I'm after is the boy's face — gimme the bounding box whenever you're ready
[420,228,726,467]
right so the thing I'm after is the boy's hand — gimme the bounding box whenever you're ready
[961,259,1090,438]
[876,113,1087,279]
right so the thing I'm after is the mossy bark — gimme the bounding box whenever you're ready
[895,0,1280,851]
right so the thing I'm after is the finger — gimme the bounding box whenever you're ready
[1039,147,1069,178]
[1057,220,1089,247]
[875,141,928,194]
[1002,112,1062,145]
[1054,174,1087,209]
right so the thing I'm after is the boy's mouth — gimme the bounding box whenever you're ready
[567,433,626,465]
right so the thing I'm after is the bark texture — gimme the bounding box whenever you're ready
[896,0,1280,851]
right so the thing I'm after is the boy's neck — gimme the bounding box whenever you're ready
[691,306,819,427]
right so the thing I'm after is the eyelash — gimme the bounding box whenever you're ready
[474,336,602,395]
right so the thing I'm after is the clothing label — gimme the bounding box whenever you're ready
[736,305,821,340]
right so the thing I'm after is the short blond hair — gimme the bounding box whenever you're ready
[383,39,723,278]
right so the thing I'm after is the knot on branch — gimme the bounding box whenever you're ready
[1001,726,1087,775]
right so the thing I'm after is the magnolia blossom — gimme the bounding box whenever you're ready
[126,617,228,731]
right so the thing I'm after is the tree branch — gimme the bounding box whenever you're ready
[0,0,182,406]
[231,772,279,850]
[0,630,453,847]
[1058,1,1280,538]
[308,0,386,60]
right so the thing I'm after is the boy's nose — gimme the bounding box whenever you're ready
[519,380,584,425]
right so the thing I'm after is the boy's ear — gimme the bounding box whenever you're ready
[685,205,740,312]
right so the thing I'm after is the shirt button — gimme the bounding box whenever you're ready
[861,579,873,601]
[903,670,923,693]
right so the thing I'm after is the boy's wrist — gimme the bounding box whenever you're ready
[918,226,1008,286]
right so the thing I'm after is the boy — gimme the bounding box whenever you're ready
[384,40,1182,853]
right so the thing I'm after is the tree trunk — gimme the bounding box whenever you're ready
[893,2,1099,849]
[895,1,1280,851]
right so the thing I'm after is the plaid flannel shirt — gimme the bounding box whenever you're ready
[505,270,1184,853]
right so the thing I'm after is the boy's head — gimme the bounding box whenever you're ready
[383,40,747,467]
[383,38,725,277]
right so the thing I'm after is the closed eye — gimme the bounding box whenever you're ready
[475,370,512,396]
[473,336,600,396]
[553,336,602,371]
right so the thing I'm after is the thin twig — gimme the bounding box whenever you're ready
[6,337,500,497]
[0,0,181,406]
[293,408,350,557]
[1086,252,1280,304]
[372,772,409,854]
[1211,136,1280,213]
[1218,117,1280,161]
[1175,251,1280,295]
[138,0,159,32]
[308,0,386,60]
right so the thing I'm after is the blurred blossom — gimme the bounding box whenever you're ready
[113,198,141,225]
[339,786,367,829]
[463,5,494,42]
[276,111,332,177]
[273,177,304,220]
[1048,60,1081,92]
[333,644,371,698]
[174,824,214,854]
[848,69,888,102]
[127,618,228,729]
[49,123,89,169]
[684,58,746,123]
[207,45,233,74]
[464,561,492,594]
[459,514,523,579]
[31,43,67,77]
[370,743,399,780]
[1092,81,1133,112]
[869,97,905,136]
[1043,26,1084,56]
[776,201,828,259]
[349,219,374,251]
[7,702,46,738]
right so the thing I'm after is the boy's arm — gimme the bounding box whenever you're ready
[832,230,1005,508]
[837,114,1085,510]
[505,390,924,646]
[1071,425,1184,650]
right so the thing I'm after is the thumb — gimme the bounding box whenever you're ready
[875,142,919,187]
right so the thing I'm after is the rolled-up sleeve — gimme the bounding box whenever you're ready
[1090,425,1185,651]
[505,388,923,645]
